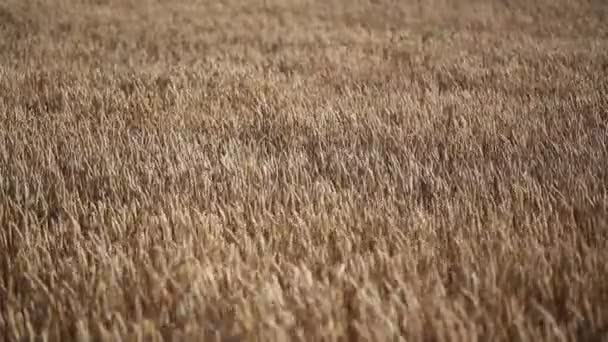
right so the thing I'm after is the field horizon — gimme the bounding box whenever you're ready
[1,0,608,341]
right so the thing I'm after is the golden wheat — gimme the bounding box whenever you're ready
[1,0,607,341]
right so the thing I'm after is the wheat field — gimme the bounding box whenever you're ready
[1,0,607,341]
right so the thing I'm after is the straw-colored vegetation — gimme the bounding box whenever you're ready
[1,0,607,341]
